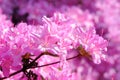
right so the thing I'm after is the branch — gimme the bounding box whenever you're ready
[34,54,80,68]
[0,53,80,80]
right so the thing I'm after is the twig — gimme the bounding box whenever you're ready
[0,53,80,80]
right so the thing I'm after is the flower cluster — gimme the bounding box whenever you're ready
[0,0,119,80]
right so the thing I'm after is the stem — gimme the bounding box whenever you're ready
[0,53,80,80]
[0,69,23,80]
[35,54,80,68]
[29,52,58,67]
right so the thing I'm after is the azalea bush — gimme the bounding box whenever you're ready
[0,0,120,80]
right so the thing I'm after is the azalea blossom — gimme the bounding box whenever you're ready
[0,0,120,80]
